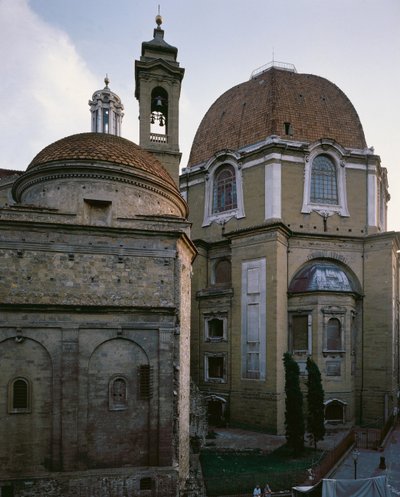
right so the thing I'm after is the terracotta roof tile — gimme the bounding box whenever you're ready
[0,169,22,178]
[188,68,367,166]
[28,132,177,190]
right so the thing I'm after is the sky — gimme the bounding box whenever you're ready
[0,0,399,229]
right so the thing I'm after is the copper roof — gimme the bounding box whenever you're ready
[289,261,361,294]
[188,67,367,166]
[28,132,176,189]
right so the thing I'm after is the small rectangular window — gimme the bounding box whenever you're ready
[140,478,152,490]
[205,315,227,341]
[284,122,293,136]
[208,357,224,378]
[291,314,311,353]
[208,319,223,338]
[205,354,226,383]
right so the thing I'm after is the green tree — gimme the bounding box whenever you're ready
[306,357,325,450]
[283,352,305,453]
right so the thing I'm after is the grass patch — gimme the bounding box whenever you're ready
[200,445,323,495]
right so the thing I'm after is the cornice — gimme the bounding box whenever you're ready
[12,162,188,218]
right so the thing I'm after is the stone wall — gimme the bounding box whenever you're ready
[0,468,178,497]
[0,226,177,307]
[0,210,195,496]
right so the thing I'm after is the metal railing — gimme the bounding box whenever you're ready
[250,61,297,79]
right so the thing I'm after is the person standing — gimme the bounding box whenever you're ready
[263,483,272,497]
[253,484,262,497]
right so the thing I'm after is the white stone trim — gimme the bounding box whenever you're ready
[265,162,282,221]
[241,258,267,380]
[204,313,228,342]
[345,162,372,171]
[202,151,245,227]
[368,172,378,227]
[204,353,227,383]
[301,145,349,217]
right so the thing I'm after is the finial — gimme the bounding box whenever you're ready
[155,5,162,28]
[104,74,110,88]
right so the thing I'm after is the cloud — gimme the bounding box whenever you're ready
[0,0,98,170]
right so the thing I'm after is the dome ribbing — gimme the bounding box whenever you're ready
[188,67,367,167]
[28,132,177,190]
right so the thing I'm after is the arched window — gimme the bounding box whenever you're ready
[8,377,31,413]
[326,318,341,351]
[150,86,168,139]
[214,259,231,286]
[310,155,338,205]
[202,153,245,227]
[212,165,237,213]
[302,146,349,217]
[109,377,128,410]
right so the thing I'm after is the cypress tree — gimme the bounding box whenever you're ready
[283,352,305,453]
[306,357,325,450]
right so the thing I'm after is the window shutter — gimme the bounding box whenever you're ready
[138,365,153,399]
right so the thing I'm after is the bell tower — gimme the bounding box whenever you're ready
[135,14,185,186]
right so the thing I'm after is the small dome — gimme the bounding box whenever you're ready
[289,261,361,294]
[89,79,124,136]
[188,67,367,167]
[13,132,187,219]
[27,132,176,190]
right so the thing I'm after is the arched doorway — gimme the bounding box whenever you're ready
[206,396,227,426]
[325,399,346,423]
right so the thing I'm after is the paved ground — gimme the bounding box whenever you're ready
[206,426,348,453]
[330,423,400,495]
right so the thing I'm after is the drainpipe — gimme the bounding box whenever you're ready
[359,243,365,426]
[365,155,369,235]
[359,155,369,425]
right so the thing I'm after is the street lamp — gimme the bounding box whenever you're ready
[352,449,360,479]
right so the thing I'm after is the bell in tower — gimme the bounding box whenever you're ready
[135,14,185,186]
[89,76,124,136]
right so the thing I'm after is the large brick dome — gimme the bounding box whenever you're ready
[188,66,367,167]
[28,132,177,190]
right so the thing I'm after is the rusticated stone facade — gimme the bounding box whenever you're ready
[0,131,196,497]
